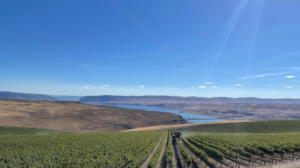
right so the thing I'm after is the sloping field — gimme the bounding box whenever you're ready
[174,120,300,167]
[180,132,300,168]
[0,130,167,167]
[0,98,187,133]
[0,121,299,167]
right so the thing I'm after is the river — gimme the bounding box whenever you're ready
[97,103,226,124]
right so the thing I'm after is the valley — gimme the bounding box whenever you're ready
[79,95,300,120]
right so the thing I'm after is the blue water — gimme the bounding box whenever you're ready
[96,103,226,124]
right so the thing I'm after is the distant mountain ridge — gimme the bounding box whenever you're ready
[0,91,57,101]
[79,95,300,104]
[51,95,83,101]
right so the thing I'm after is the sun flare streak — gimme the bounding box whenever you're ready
[205,0,249,81]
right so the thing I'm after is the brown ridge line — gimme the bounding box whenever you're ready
[122,120,253,132]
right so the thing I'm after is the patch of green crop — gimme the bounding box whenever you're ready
[0,130,165,167]
[0,126,70,136]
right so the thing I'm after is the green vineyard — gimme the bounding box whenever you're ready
[171,120,300,167]
[1,120,300,167]
[0,129,167,167]
[179,132,300,167]
[0,126,70,135]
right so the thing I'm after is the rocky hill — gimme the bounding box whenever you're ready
[0,91,57,101]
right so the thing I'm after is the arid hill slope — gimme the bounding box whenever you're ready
[0,98,188,133]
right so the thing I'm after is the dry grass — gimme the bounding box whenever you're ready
[123,120,253,132]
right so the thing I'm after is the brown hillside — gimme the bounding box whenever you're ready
[0,98,188,133]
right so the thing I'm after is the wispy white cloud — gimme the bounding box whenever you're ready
[199,86,206,88]
[285,75,295,78]
[238,72,287,80]
[212,86,219,88]
[286,86,292,88]
[206,82,215,84]
[104,85,110,87]
[140,85,145,88]
[190,87,194,89]
[83,84,107,89]
[236,84,242,86]
[83,85,92,89]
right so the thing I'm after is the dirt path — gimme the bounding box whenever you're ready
[141,136,164,168]
[255,160,300,168]
[175,143,188,168]
[173,141,181,168]
[156,134,168,168]
[123,120,253,132]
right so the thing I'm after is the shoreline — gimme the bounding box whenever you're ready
[87,102,226,123]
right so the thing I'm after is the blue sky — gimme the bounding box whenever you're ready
[1,0,300,98]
